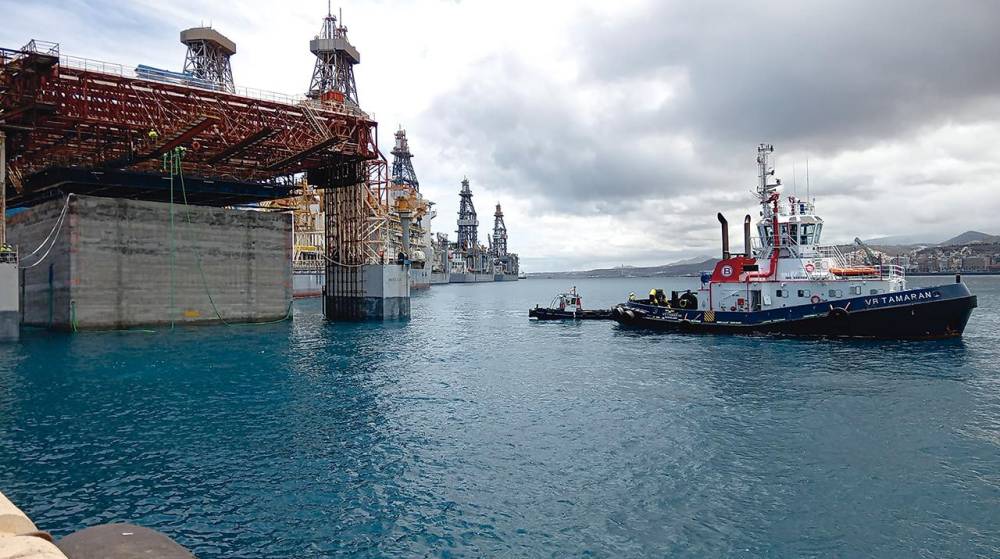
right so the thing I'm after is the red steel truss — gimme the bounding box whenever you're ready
[0,44,384,197]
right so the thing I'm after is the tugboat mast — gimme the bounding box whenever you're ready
[756,143,780,214]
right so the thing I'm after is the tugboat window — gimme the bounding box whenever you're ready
[829,289,843,298]
[799,223,813,244]
[798,289,810,297]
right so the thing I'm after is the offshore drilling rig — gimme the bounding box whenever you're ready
[450,177,490,282]
[490,203,519,281]
[302,7,410,319]
[447,178,519,282]
[0,8,404,331]
[389,128,434,289]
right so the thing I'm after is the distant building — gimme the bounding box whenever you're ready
[962,256,989,271]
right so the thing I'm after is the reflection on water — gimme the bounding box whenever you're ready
[0,277,998,557]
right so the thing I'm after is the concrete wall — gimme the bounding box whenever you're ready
[7,197,72,328]
[0,261,18,341]
[8,195,292,329]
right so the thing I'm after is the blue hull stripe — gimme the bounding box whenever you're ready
[624,283,974,326]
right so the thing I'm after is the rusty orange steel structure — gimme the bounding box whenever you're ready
[0,42,389,208]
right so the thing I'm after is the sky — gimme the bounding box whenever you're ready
[3,0,1000,272]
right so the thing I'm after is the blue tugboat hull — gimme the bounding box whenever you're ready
[613,283,977,339]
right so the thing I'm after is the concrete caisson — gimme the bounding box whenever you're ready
[0,259,17,341]
[323,263,409,320]
[8,195,292,330]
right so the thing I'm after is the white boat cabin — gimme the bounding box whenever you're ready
[552,287,584,313]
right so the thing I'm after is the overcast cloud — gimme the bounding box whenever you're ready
[3,0,999,271]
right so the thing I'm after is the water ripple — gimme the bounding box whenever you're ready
[0,276,997,557]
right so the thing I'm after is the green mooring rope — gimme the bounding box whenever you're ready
[164,148,293,328]
[68,150,291,334]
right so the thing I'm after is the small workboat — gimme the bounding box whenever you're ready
[529,287,612,320]
[613,144,977,339]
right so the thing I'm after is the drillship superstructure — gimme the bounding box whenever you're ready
[260,182,325,298]
[389,128,435,289]
[613,144,977,339]
[430,232,451,284]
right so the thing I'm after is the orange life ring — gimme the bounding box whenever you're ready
[810,295,821,304]
[191,140,201,150]
[804,262,815,273]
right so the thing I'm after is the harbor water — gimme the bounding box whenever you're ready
[1,276,998,557]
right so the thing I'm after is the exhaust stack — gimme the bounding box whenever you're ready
[717,213,730,260]
[744,215,752,258]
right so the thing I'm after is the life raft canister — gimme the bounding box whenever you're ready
[804,262,816,273]
[810,295,821,304]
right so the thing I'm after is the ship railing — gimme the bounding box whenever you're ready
[293,259,324,272]
[877,263,905,279]
[21,40,60,56]
[814,245,850,267]
[55,53,367,116]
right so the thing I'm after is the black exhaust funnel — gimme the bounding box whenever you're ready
[717,213,730,260]
[744,215,752,258]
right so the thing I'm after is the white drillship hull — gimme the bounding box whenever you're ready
[293,270,324,298]
[410,266,431,289]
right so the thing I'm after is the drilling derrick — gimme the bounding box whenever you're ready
[390,128,419,190]
[180,27,236,92]
[491,203,507,258]
[456,177,478,252]
[301,7,404,320]
[307,6,360,105]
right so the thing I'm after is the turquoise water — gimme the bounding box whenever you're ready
[1,276,998,557]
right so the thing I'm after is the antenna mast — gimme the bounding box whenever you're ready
[756,143,779,202]
[792,162,797,197]
[806,157,811,201]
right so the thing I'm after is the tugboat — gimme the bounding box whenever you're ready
[530,287,612,320]
[613,144,977,339]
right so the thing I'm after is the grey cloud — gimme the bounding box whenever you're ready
[419,0,1000,249]
[580,0,1000,153]
[419,54,727,214]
